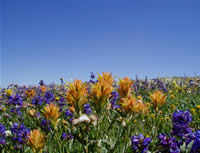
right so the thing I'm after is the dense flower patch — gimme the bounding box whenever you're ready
[0,73,200,152]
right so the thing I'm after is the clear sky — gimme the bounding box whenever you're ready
[1,0,200,87]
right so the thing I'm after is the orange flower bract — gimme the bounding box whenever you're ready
[150,90,166,107]
[66,80,88,113]
[27,129,45,153]
[118,77,134,98]
[44,103,61,124]
[90,72,114,102]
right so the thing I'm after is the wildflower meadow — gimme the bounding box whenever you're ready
[1,72,200,153]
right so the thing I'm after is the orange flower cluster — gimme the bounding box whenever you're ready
[117,77,148,113]
[120,96,148,113]
[150,90,166,108]
[27,129,45,153]
[44,103,61,126]
[25,89,36,97]
[90,72,113,102]
[66,80,88,112]
[40,86,46,93]
[118,77,134,98]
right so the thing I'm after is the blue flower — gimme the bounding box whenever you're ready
[172,110,192,137]
[0,123,6,145]
[8,94,23,106]
[60,132,73,140]
[158,133,180,153]
[131,134,151,153]
[41,119,51,132]
[32,95,43,105]
[83,104,92,114]
[11,123,30,145]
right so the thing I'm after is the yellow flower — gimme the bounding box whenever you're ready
[150,90,166,108]
[137,95,143,100]
[191,108,196,115]
[117,77,134,98]
[170,104,176,110]
[44,103,61,128]
[170,94,175,99]
[6,89,13,96]
[66,80,88,113]
[27,129,45,153]
[55,97,60,101]
[151,113,155,119]
[196,105,200,109]
[165,116,170,120]
[90,72,113,105]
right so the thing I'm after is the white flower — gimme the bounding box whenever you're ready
[5,130,12,137]
[78,114,90,123]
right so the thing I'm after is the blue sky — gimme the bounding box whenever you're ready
[1,0,200,87]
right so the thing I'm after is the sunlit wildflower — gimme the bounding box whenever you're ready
[90,72,114,112]
[150,90,166,108]
[117,77,134,98]
[44,103,61,129]
[28,109,36,117]
[120,96,148,113]
[137,95,143,100]
[151,113,155,119]
[170,104,176,110]
[120,96,137,112]
[25,89,36,97]
[191,108,196,115]
[131,134,151,153]
[6,89,13,96]
[196,105,200,109]
[55,96,60,101]
[66,80,88,113]
[40,86,46,93]
[27,129,45,153]
[90,72,113,101]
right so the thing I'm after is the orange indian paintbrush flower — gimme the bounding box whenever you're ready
[118,77,134,98]
[90,72,113,102]
[25,89,36,97]
[44,103,61,128]
[66,80,88,113]
[120,96,148,113]
[120,96,137,112]
[27,129,45,153]
[150,90,166,108]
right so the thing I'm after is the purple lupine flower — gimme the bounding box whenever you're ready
[39,80,45,86]
[172,110,192,137]
[8,94,23,106]
[191,130,200,152]
[58,96,66,109]
[131,134,151,153]
[0,123,6,145]
[110,91,120,109]
[41,119,51,132]
[60,132,73,140]
[90,72,95,79]
[158,133,180,153]
[11,123,30,145]
[65,109,73,122]
[44,91,54,104]
[83,104,92,114]
[32,95,43,105]
[10,107,23,116]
